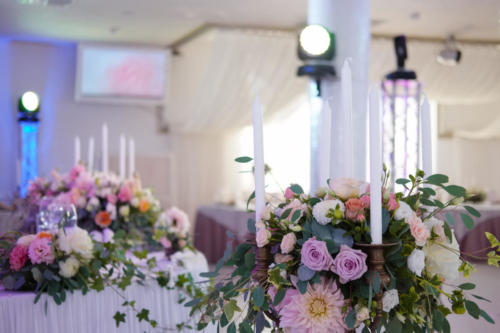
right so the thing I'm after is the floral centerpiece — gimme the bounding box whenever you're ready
[26,164,192,253]
[182,171,500,332]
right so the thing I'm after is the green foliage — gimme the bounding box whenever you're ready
[113,311,126,327]
[235,156,253,163]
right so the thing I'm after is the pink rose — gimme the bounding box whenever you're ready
[28,237,55,265]
[178,239,187,248]
[256,227,271,247]
[410,220,430,246]
[284,187,295,200]
[280,233,297,254]
[160,237,172,249]
[301,237,334,271]
[331,245,368,283]
[345,198,365,221]
[118,185,134,202]
[281,199,307,221]
[69,164,85,181]
[9,245,29,271]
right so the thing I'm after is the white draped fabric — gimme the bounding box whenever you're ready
[0,251,214,333]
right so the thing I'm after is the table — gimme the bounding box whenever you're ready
[0,251,216,333]
[194,205,252,264]
[441,204,500,259]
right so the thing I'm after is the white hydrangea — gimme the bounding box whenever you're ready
[312,199,345,225]
[407,248,425,276]
[424,231,461,281]
[382,289,399,312]
[59,256,80,278]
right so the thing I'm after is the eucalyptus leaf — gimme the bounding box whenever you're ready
[426,174,449,185]
[331,228,353,247]
[461,213,475,230]
[235,156,253,163]
[298,265,315,281]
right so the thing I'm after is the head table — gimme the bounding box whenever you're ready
[0,250,216,333]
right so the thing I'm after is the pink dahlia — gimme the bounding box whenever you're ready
[279,278,346,333]
[28,237,55,265]
[9,245,29,271]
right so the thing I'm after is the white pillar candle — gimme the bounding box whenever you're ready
[102,123,108,173]
[88,137,94,173]
[369,86,383,244]
[119,134,126,179]
[128,137,135,178]
[341,58,354,178]
[74,136,81,165]
[421,97,432,177]
[252,96,266,226]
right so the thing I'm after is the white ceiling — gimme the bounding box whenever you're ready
[1,0,500,45]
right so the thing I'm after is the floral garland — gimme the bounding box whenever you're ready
[182,171,500,332]
[26,164,191,253]
[0,226,204,331]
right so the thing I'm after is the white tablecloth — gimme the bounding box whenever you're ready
[0,251,216,333]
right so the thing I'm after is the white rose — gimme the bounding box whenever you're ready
[119,205,130,217]
[382,289,399,312]
[17,234,35,247]
[106,203,117,220]
[57,227,94,260]
[256,227,271,247]
[59,256,80,278]
[131,197,140,207]
[260,205,272,221]
[356,306,370,322]
[425,217,446,242]
[329,178,367,200]
[312,199,345,225]
[315,186,328,198]
[394,201,414,221]
[407,249,425,276]
[423,231,461,281]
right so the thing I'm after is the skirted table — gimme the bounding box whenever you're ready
[0,251,216,333]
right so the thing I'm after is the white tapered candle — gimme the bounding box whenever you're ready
[102,123,108,173]
[369,86,383,244]
[128,138,135,178]
[252,96,266,227]
[88,137,94,172]
[341,59,354,178]
[74,136,81,165]
[421,97,432,177]
[119,134,126,179]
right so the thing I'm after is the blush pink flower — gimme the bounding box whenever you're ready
[118,185,134,202]
[28,237,55,265]
[69,164,85,181]
[410,219,430,246]
[106,194,117,205]
[284,187,295,200]
[9,245,29,271]
[160,237,172,249]
[275,253,294,264]
[345,198,366,221]
[387,193,399,211]
[280,232,297,254]
[279,278,345,333]
[360,195,370,208]
[269,285,299,313]
[282,199,307,222]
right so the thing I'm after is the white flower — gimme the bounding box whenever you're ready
[17,234,35,247]
[329,178,368,200]
[425,217,447,242]
[356,306,370,322]
[424,231,461,281]
[407,249,425,276]
[86,197,99,211]
[119,205,130,217]
[59,256,80,278]
[165,207,190,236]
[131,197,140,207]
[106,203,117,220]
[256,227,271,247]
[382,289,399,312]
[312,199,345,225]
[260,205,272,221]
[57,227,94,260]
[315,186,328,198]
[89,230,103,242]
[394,201,414,221]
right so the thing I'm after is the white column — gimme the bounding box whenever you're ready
[74,136,81,165]
[307,0,371,183]
[119,134,126,179]
[87,137,94,173]
[421,97,432,176]
[128,138,135,178]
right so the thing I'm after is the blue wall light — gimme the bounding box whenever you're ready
[18,91,40,197]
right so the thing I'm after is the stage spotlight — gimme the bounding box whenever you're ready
[18,91,40,121]
[297,25,336,96]
[437,35,462,66]
[298,24,335,60]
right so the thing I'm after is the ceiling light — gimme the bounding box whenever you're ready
[437,35,462,66]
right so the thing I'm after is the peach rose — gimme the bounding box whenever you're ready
[139,199,150,213]
[345,198,365,221]
[256,227,271,247]
[410,219,430,246]
[280,232,297,254]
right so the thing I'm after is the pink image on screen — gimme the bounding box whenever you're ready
[106,56,162,97]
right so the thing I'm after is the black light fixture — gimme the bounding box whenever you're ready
[437,35,462,66]
[296,24,336,96]
[385,35,417,81]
